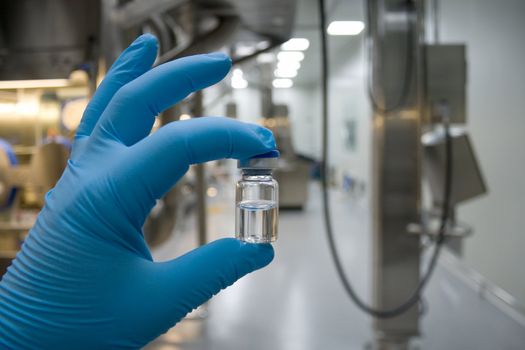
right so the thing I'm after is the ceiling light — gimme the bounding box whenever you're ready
[236,45,256,56]
[61,97,89,130]
[281,38,310,51]
[232,78,248,89]
[179,114,192,120]
[277,51,304,62]
[274,68,298,78]
[0,101,39,115]
[327,21,365,35]
[231,68,248,89]
[277,60,301,71]
[207,186,218,197]
[231,76,248,89]
[256,40,270,50]
[256,53,276,63]
[0,103,15,114]
[272,78,293,89]
[0,79,70,90]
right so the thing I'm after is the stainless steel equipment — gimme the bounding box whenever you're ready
[368,0,423,346]
[425,45,467,124]
[0,0,100,80]
[367,0,486,348]
[101,0,297,66]
[422,128,486,207]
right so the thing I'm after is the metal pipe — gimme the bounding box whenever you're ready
[149,14,175,53]
[111,0,189,30]
[156,15,240,64]
[432,0,440,43]
[192,91,207,247]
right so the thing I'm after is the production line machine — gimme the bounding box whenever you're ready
[0,139,70,274]
[352,0,487,347]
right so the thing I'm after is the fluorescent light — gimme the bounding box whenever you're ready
[231,77,248,89]
[61,97,89,130]
[236,45,256,56]
[231,76,247,89]
[207,186,218,197]
[256,40,270,50]
[277,60,301,71]
[272,78,293,89]
[0,103,15,114]
[0,101,39,115]
[327,21,365,35]
[256,52,276,63]
[274,68,298,78]
[277,51,304,62]
[281,38,310,51]
[231,69,248,89]
[0,79,70,90]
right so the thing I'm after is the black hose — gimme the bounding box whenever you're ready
[318,0,453,318]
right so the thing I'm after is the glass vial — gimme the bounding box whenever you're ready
[235,151,279,243]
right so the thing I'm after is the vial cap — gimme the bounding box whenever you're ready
[238,150,280,169]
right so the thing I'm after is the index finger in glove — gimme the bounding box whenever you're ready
[76,34,158,139]
[116,117,275,203]
[91,52,231,147]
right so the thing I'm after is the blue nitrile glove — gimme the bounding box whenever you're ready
[0,34,275,349]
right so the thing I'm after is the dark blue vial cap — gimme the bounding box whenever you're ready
[238,150,280,169]
[250,150,280,159]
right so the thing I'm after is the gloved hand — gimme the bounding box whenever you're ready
[0,34,276,349]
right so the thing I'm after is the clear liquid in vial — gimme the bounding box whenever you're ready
[236,199,278,243]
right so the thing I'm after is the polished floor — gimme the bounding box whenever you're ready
[145,182,525,350]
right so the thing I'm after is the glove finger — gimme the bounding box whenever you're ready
[115,117,275,212]
[119,239,274,344]
[91,52,231,147]
[75,34,158,139]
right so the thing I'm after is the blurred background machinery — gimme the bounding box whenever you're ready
[0,0,300,252]
[358,1,486,347]
[0,138,70,274]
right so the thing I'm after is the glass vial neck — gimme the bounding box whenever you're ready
[241,168,273,180]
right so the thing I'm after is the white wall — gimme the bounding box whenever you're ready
[438,0,525,305]
[274,87,321,158]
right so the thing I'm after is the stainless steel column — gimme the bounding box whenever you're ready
[369,0,425,347]
[192,91,207,247]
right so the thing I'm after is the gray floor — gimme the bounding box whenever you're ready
[145,183,525,350]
